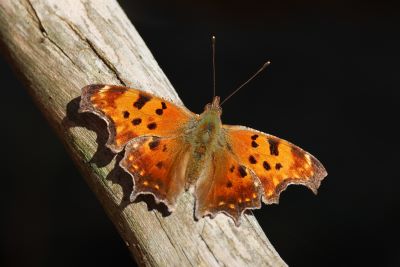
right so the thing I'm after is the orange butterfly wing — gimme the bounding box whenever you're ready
[79,84,195,209]
[79,84,327,222]
[120,136,190,210]
[224,125,327,204]
[195,149,263,226]
[79,84,195,152]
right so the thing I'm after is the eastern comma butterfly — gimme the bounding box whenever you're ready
[79,38,327,226]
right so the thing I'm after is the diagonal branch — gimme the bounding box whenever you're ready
[0,0,287,266]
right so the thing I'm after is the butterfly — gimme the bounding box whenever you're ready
[79,83,327,226]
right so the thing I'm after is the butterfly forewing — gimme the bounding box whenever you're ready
[224,125,327,204]
[79,84,195,152]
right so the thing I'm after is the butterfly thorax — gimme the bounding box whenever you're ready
[191,96,222,150]
[184,97,225,185]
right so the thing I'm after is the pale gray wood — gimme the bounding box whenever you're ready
[0,0,287,266]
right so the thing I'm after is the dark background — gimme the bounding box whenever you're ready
[1,0,399,266]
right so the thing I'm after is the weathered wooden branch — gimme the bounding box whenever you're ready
[0,0,287,266]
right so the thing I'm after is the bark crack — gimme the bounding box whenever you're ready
[199,232,223,267]
[182,249,195,267]
[25,0,45,34]
[55,14,126,86]
[85,38,126,86]
[25,0,125,86]
[154,213,190,265]
[24,0,78,68]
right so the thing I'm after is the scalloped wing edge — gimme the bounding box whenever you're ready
[118,135,185,213]
[80,84,177,209]
[193,169,264,226]
[119,149,179,213]
[223,124,328,206]
[79,84,191,213]
[78,84,196,153]
[263,156,327,205]
[79,84,124,153]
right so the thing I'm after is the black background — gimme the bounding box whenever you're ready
[1,1,399,266]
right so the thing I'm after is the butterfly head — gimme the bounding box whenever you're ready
[204,96,222,116]
[199,96,222,131]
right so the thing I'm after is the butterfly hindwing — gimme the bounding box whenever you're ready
[194,149,263,226]
[79,84,195,152]
[120,135,190,210]
[224,125,327,204]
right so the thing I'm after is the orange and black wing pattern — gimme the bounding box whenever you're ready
[224,125,327,204]
[79,84,195,152]
[120,135,190,210]
[194,148,263,226]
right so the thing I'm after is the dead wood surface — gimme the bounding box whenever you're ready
[0,0,287,266]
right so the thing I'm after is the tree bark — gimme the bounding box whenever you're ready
[0,0,287,266]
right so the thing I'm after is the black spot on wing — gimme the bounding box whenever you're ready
[251,141,259,148]
[251,134,259,140]
[249,155,257,164]
[268,138,280,156]
[133,94,151,110]
[123,111,130,118]
[147,122,157,130]
[148,138,160,150]
[155,109,163,115]
[275,163,283,170]
[238,165,247,178]
[156,161,163,169]
[131,118,142,125]
[263,161,271,171]
[161,102,167,109]
[226,181,233,188]
[229,165,235,172]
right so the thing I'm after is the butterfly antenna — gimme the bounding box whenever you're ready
[220,60,271,105]
[212,35,216,98]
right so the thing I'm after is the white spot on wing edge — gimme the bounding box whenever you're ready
[305,154,312,164]
[99,85,111,92]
